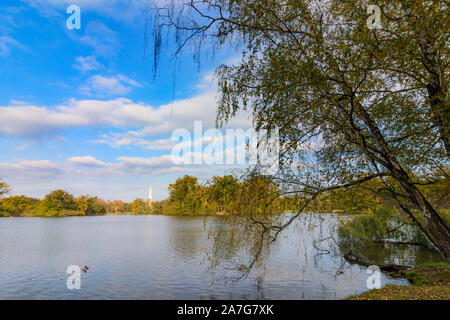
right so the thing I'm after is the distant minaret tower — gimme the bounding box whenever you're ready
[147,185,153,206]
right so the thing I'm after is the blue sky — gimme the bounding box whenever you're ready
[0,0,252,201]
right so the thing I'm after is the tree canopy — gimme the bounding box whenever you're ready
[150,0,450,261]
[130,198,151,214]
[0,178,9,197]
[209,175,240,212]
[0,195,39,217]
[39,189,78,216]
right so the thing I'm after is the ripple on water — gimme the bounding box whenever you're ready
[0,214,438,299]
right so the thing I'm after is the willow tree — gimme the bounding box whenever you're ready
[149,0,449,261]
[0,179,9,197]
[209,175,240,213]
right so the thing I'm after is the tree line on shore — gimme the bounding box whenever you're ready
[0,178,151,217]
[1,175,448,220]
[0,175,287,217]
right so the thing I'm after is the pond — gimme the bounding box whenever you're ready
[0,214,441,299]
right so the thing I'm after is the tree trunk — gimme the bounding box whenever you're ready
[417,20,450,158]
[357,103,450,261]
[343,250,411,276]
[395,171,450,261]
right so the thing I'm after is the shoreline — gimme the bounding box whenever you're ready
[346,262,450,300]
[0,211,335,218]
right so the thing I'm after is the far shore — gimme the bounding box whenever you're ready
[0,211,334,218]
[0,211,234,218]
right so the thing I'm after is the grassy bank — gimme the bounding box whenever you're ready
[347,262,450,300]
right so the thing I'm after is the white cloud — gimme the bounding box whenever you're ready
[0,98,150,137]
[67,155,105,167]
[0,160,61,178]
[22,0,146,23]
[80,74,140,96]
[9,100,30,106]
[14,144,31,151]
[74,55,102,73]
[118,155,175,169]
[141,138,177,150]
[0,36,27,56]
[0,7,23,34]
[93,134,176,150]
[0,84,251,139]
[53,135,67,141]
[116,74,142,87]
[115,155,243,177]
[0,154,192,182]
[79,21,120,57]
[93,90,252,147]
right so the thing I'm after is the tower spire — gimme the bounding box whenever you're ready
[148,185,152,206]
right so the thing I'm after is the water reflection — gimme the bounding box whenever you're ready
[0,214,442,299]
[166,216,203,262]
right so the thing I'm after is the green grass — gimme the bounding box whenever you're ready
[403,262,450,286]
[347,262,450,300]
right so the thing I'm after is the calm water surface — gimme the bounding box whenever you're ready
[0,214,440,299]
